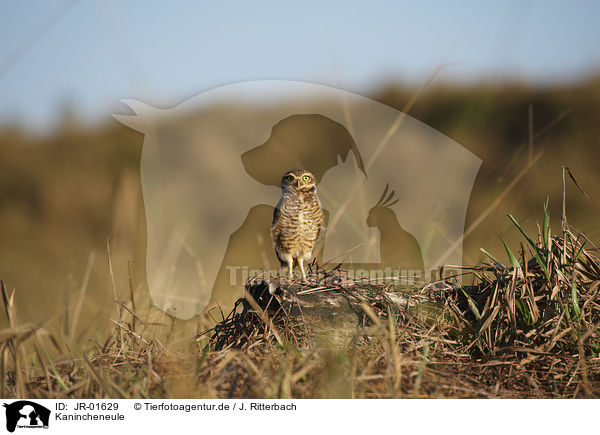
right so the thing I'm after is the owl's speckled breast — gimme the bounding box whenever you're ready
[271,170,323,279]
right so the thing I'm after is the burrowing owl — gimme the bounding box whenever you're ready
[271,169,323,281]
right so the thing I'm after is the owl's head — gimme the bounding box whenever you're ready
[280,169,317,193]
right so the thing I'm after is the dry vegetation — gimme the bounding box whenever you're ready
[1,173,599,398]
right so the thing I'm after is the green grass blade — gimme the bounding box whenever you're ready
[571,280,581,321]
[507,213,550,283]
[543,198,550,250]
[515,298,531,327]
[507,213,537,250]
[43,347,69,391]
[480,248,505,268]
[501,237,521,271]
[573,240,587,265]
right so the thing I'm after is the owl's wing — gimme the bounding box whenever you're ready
[315,214,322,242]
[271,196,283,226]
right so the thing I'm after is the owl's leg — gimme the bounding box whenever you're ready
[286,257,294,281]
[298,257,307,282]
[279,253,294,281]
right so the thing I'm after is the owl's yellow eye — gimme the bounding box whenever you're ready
[285,175,294,181]
[302,175,311,182]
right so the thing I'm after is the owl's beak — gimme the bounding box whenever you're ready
[296,181,300,188]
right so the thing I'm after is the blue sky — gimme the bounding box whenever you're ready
[1,0,599,131]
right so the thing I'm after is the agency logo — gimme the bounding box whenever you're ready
[2,401,50,433]
[115,80,481,319]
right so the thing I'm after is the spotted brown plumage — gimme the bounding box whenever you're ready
[271,169,323,281]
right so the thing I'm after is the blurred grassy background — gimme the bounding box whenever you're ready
[1,75,599,337]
